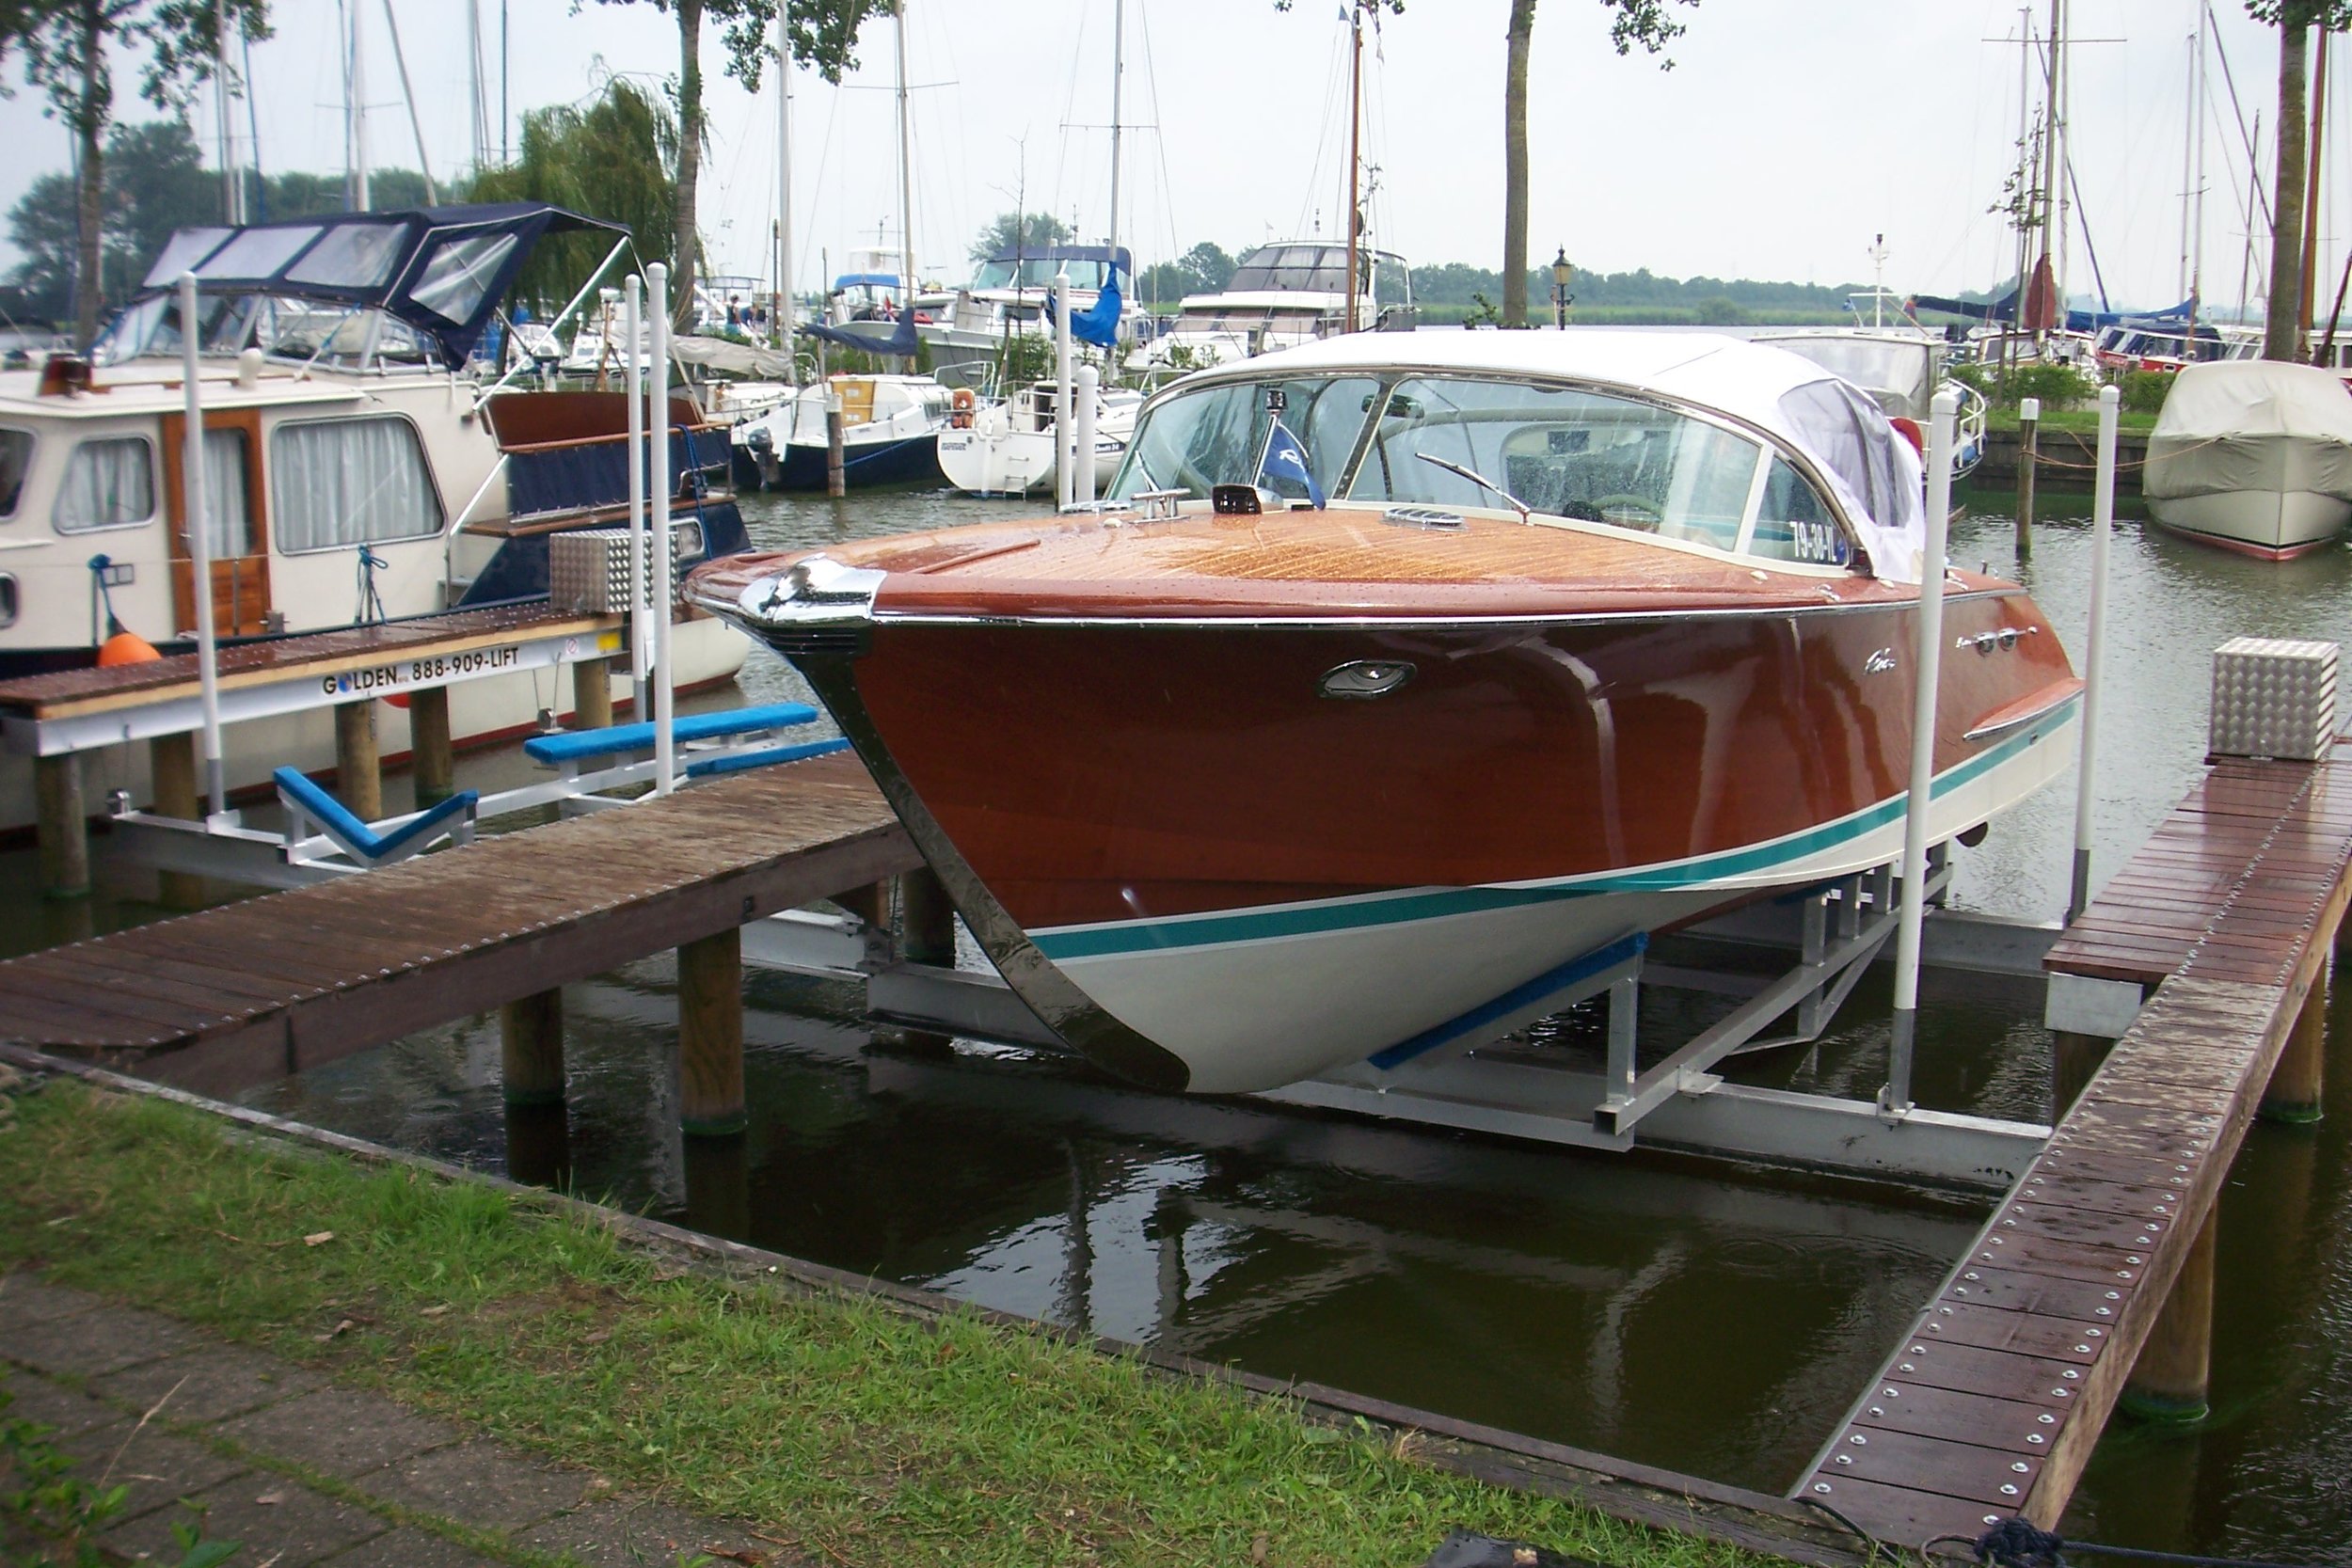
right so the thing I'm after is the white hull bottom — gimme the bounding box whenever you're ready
[935,428,1123,497]
[2145,490,2351,557]
[3,618,751,836]
[1022,712,2077,1094]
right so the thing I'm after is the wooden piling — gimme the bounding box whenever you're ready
[409,686,455,806]
[2050,1029,2109,1121]
[2120,1211,2217,1425]
[2263,964,2328,1123]
[572,656,613,733]
[33,753,88,900]
[2014,407,2039,561]
[150,732,205,910]
[678,927,746,1135]
[499,989,565,1106]
[834,879,890,935]
[825,405,847,498]
[503,1101,572,1189]
[333,699,383,822]
[900,867,957,967]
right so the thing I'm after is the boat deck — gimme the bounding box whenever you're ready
[0,752,921,1095]
[1797,741,2352,1541]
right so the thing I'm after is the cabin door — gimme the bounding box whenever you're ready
[161,407,272,638]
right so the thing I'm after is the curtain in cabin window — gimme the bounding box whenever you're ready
[193,428,255,559]
[53,437,157,533]
[273,417,444,552]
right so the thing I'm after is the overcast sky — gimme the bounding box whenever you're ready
[0,0,2322,312]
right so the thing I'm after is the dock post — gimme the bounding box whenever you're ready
[2014,396,2039,561]
[678,927,747,1136]
[834,880,893,951]
[2121,1211,2217,1425]
[334,699,383,822]
[2051,1030,2109,1120]
[409,687,456,807]
[900,868,957,967]
[2263,966,2328,1124]
[825,398,847,498]
[33,753,89,900]
[150,732,205,910]
[500,990,566,1106]
[572,657,613,732]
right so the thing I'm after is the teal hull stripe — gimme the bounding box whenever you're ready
[1030,705,2074,962]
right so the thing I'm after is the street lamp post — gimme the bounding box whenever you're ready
[1551,247,1573,328]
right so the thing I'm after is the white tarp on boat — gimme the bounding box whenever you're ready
[670,336,798,379]
[2144,360,2352,503]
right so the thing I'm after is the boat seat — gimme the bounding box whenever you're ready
[521,701,822,775]
[275,768,478,868]
[682,736,851,779]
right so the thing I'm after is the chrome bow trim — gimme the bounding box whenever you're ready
[689,555,886,657]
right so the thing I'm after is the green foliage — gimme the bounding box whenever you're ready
[2244,1,2352,29]
[1951,359,2096,411]
[1136,243,1235,307]
[469,76,678,309]
[997,332,1056,388]
[968,211,1073,263]
[2119,370,2174,417]
[0,1381,238,1567]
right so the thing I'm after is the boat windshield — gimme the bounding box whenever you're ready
[1226,245,1353,293]
[1345,377,1766,552]
[1110,375,1378,503]
[971,257,1116,292]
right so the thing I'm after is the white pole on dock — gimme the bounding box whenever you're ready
[1053,271,1073,511]
[1882,387,1959,1118]
[2069,384,2120,922]
[647,261,676,798]
[177,272,228,818]
[1073,362,1098,507]
[624,275,648,697]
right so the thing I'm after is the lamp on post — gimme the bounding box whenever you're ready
[1551,248,1573,328]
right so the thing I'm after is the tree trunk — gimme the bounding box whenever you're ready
[72,0,106,347]
[2267,9,2312,361]
[1501,0,1536,327]
[671,0,704,330]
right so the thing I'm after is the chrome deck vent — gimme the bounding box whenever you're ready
[1384,506,1464,531]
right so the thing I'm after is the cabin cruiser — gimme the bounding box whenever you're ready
[689,331,2081,1096]
[730,372,952,490]
[1127,241,1411,373]
[0,203,753,830]
[928,245,1135,371]
[1752,330,1988,478]
[935,379,1144,498]
[2143,359,2352,558]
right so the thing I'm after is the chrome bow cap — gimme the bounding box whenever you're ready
[685,553,887,657]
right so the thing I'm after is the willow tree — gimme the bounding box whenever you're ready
[0,0,271,343]
[586,0,892,326]
[1501,0,1697,326]
[2252,1,2352,359]
[469,75,679,311]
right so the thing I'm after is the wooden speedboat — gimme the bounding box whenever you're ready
[687,332,2081,1095]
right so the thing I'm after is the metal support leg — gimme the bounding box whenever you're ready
[1795,889,1831,1039]
[1606,974,1640,1102]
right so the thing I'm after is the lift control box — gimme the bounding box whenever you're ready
[2209,637,2338,762]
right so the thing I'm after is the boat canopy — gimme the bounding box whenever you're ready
[103,202,627,370]
[2144,360,2352,503]
[1139,330,1932,581]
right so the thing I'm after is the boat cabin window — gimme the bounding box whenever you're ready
[409,232,519,325]
[1110,376,1376,503]
[285,221,411,290]
[273,417,444,552]
[53,436,157,534]
[1227,245,1352,293]
[971,257,1115,292]
[1345,377,1760,551]
[0,430,31,519]
[1748,459,1849,566]
[196,224,322,283]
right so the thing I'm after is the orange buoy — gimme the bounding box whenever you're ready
[97,629,162,666]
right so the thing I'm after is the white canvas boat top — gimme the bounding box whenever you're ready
[2145,359,2352,504]
[1178,328,1934,582]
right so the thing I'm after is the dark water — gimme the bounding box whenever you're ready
[13,485,2352,1547]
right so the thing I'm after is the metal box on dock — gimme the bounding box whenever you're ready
[548,525,700,615]
[2209,638,2338,762]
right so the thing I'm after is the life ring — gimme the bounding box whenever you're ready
[1888,416,1926,456]
[950,387,977,430]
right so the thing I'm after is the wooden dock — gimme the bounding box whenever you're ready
[1796,742,2352,1544]
[0,752,920,1099]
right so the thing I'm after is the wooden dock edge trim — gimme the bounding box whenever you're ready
[0,1044,1874,1568]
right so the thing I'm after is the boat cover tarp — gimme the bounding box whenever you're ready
[1042,268,1124,350]
[800,311,919,359]
[2144,360,2352,502]
[116,202,628,369]
[670,336,797,377]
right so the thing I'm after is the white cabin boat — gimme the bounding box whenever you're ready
[731,373,952,490]
[2143,360,2352,558]
[1127,242,1412,373]
[935,381,1143,497]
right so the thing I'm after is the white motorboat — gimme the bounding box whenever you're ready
[1127,241,1412,373]
[2144,359,2352,558]
[731,373,952,490]
[935,380,1142,497]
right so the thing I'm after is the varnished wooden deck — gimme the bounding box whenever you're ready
[0,752,919,1096]
[1799,742,2352,1542]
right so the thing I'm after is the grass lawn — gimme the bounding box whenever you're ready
[0,1078,1804,1568]
[1983,408,2159,436]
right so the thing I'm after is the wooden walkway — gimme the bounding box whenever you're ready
[0,752,919,1096]
[1797,741,2352,1543]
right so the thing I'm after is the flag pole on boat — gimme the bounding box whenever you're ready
[177,271,227,818]
[2068,384,2119,922]
[1882,386,1958,1117]
[625,274,648,696]
[647,261,676,797]
[1053,270,1073,509]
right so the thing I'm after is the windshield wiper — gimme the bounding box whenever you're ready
[1414,452,1534,525]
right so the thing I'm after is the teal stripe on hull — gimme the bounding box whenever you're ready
[1030,706,2074,962]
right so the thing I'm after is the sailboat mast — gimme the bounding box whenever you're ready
[1108,0,1125,265]
[348,0,370,212]
[2053,0,2070,316]
[1343,3,1362,334]
[2192,1,2207,322]
[2033,0,2060,337]
[2180,23,2197,299]
[775,3,796,373]
[215,0,242,223]
[894,0,915,328]
[2010,7,2032,369]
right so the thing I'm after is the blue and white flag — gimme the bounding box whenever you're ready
[1258,420,1326,508]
